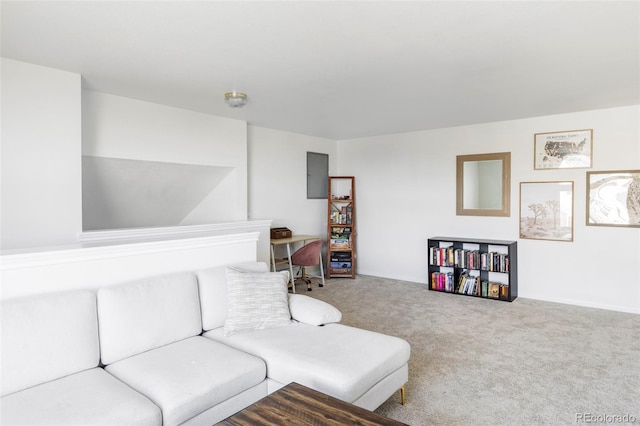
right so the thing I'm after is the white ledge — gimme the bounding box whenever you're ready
[78,220,272,243]
[1,232,260,270]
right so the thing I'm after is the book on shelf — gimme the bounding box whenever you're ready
[331,226,351,238]
[488,282,500,298]
[457,272,480,295]
[330,267,352,274]
[331,252,351,260]
[343,205,353,224]
[330,211,339,224]
[456,272,466,293]
[330,233,351,239]
[499,284,509,300]
[330,239,350,249]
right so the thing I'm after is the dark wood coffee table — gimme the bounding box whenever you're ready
[217,382,407,425]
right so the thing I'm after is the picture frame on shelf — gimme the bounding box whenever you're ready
[519,181,574,242]
[586,170,640,228]
[534,129,593,170]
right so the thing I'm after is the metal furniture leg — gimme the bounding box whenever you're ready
[286,243,295,293]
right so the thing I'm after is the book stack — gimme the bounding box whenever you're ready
[329,252,352,275]
[457,272,479,295]
[330,205,353,225]
[330,227,352,249]
[431,271,454,292]
[454,249,481,269]
[429,246,455,266]
[429,247,509,273]
[481,252,510,272]
[481,281,509,299]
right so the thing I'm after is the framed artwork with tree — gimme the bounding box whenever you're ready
[519,181,574,242]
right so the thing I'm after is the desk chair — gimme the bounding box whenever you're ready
[290,240,325,291]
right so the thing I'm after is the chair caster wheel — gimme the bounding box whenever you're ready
[319,284,324,287]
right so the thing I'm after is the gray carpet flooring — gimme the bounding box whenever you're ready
[301,275,640,426]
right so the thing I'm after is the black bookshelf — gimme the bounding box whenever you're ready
[427,237,518,302]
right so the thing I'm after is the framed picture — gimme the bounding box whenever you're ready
[520,181,574,242]
[586,170,640,228]
[534,129,593,169]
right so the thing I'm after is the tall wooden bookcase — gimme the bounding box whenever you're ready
[427,237,517,302]
[327,176,356,278]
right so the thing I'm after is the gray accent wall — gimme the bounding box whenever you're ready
[82,156,233,230]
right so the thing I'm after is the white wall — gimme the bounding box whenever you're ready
[3,59,637,312]
[247,125,336,236]
[337,105,640,313]
[247,126,337,272]
[82,91,248,228]
[1,232,259,300]
[1,58,82,250]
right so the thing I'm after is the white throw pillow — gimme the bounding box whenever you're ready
[197,262,270,331]
[288,294,342,326]
[224,269,292,336]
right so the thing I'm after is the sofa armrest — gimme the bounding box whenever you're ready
[288,294,342,326]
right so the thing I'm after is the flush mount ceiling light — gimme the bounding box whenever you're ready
[224,91,248,108]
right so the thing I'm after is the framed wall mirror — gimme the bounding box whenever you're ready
[456,152,511,216]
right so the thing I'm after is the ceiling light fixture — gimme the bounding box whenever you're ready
[224,91,248,108]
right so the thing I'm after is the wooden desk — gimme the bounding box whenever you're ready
[217,382,407,426]
[270,235,321,293]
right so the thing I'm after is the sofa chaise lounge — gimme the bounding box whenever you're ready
[1,261,410,425]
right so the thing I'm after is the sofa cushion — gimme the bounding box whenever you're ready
[288,294,342,326]
[0,367,161,426]
[1,291,100,396]
[224,268,291,336]
[105,336,266,426]
[197,262,270,331]
[203,322,410,404]
[97,272,202,365]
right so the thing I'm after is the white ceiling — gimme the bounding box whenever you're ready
[2,1,639,140]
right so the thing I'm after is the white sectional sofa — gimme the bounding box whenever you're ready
[1,261,410,425]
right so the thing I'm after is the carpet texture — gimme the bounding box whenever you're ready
[302,275,640,425]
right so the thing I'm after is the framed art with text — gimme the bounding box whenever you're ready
[520,181,574,242]
[587,170,640,228]
[534,129,593,170]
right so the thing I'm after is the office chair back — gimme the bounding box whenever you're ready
[290,240,325,291]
